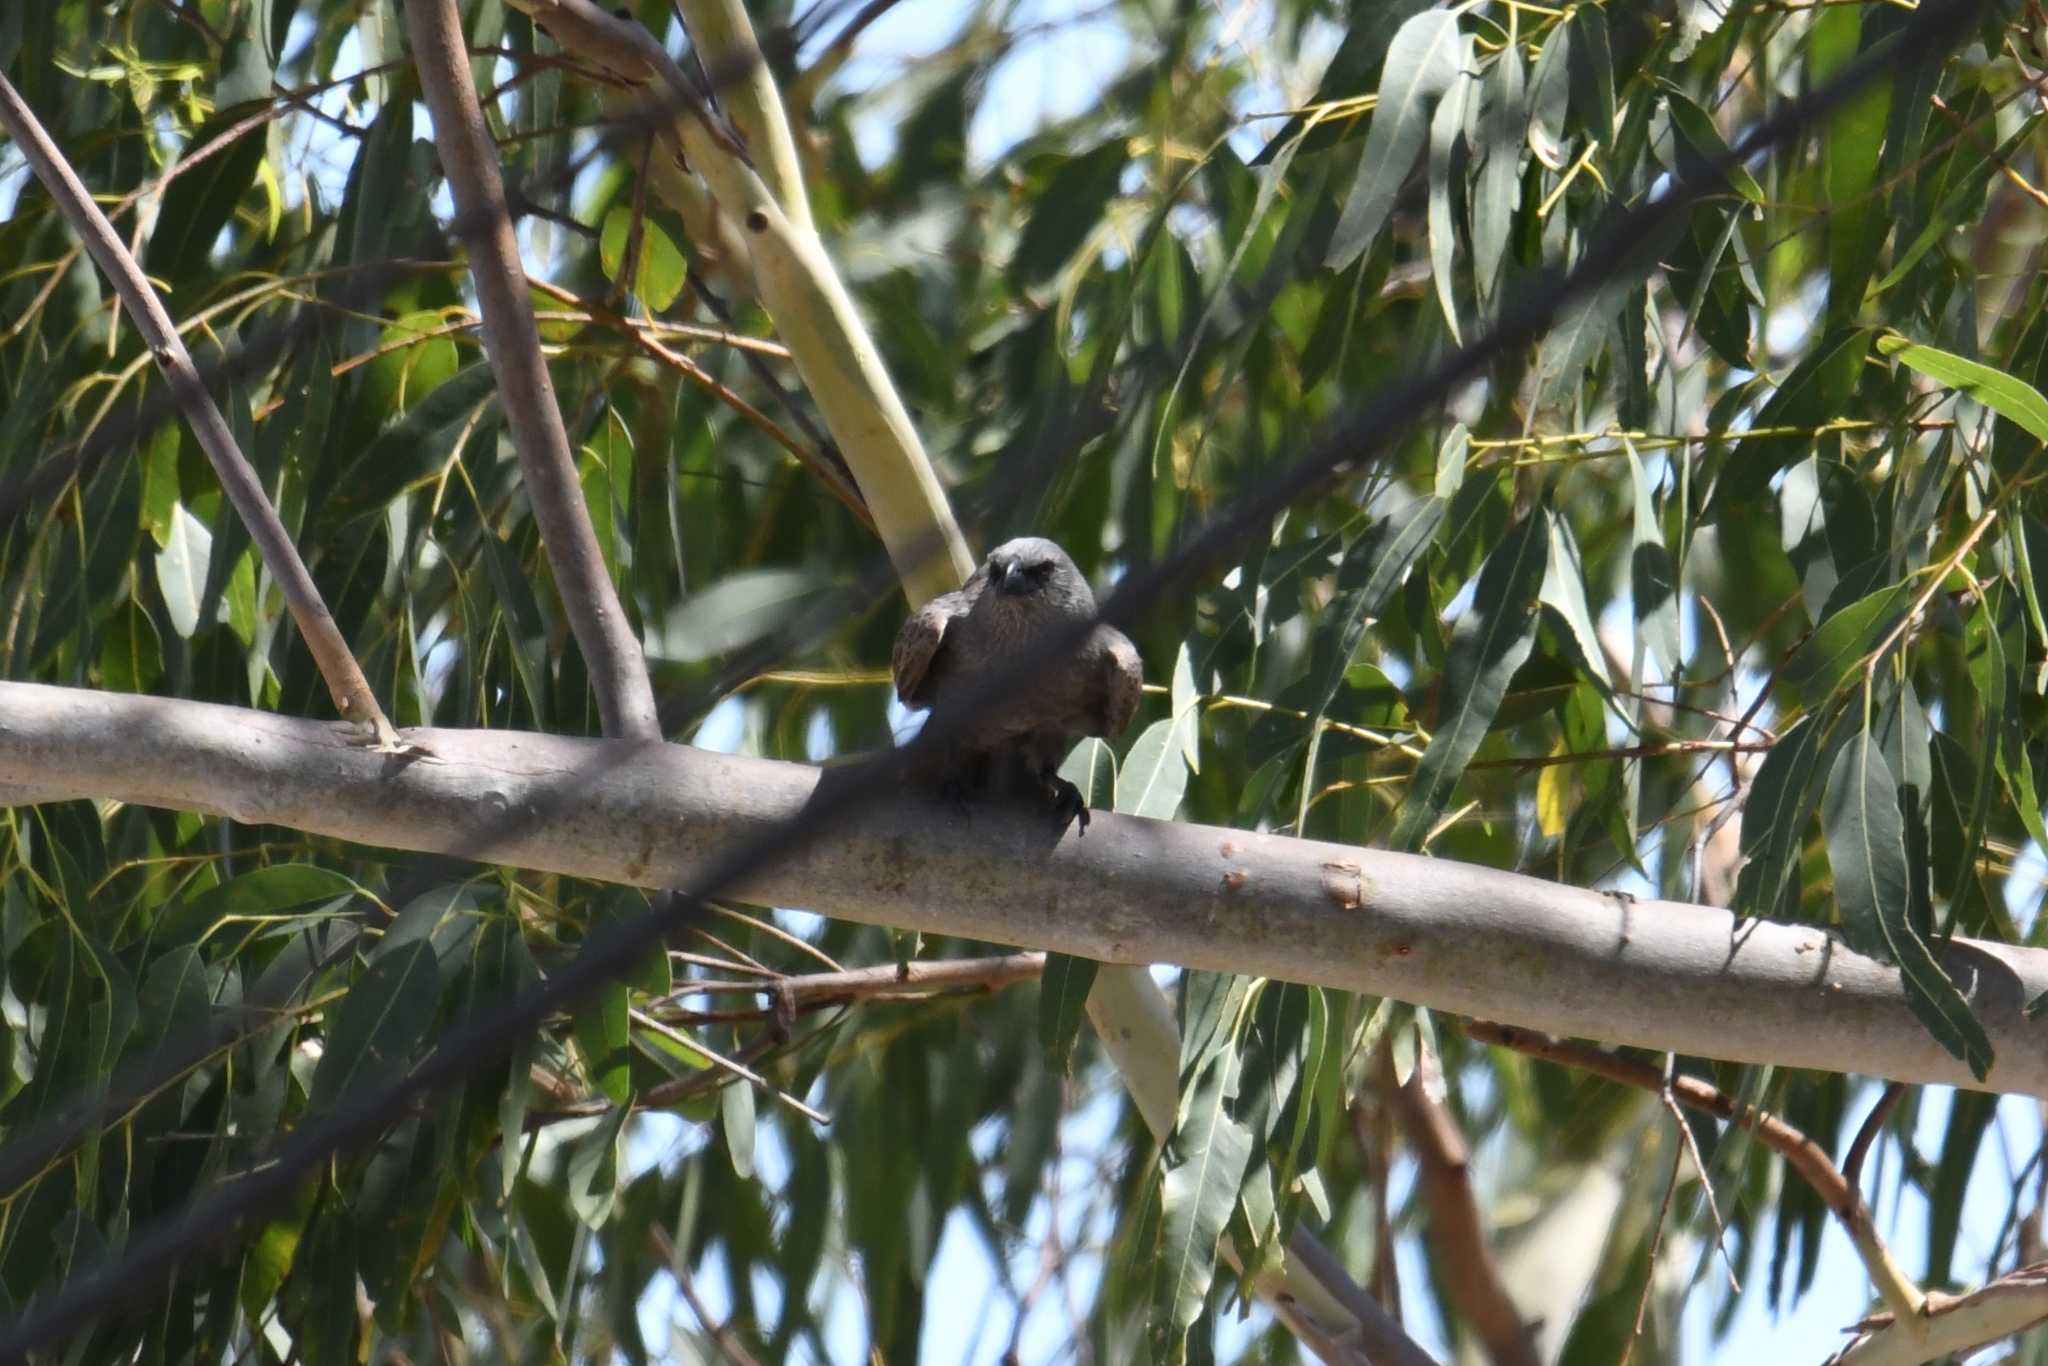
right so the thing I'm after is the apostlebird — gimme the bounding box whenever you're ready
[892,537,1143,832]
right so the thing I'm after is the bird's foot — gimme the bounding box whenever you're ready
[1045,774,1090,835]
[938,772,978,821]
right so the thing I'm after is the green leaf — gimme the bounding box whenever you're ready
[1471,40,1524,300]
[1657,88,1763,204]
[145,102,270,282]
[1733,715,1830,920]
[1539,512,1612,688]
[1391,506,1550,849]
[1169,641,1200,773]
[136,944,212,1046]
[1426,55,1475,342]
[598,206,687,312]
[721,1075,757,1180]
[1815,5,1892,325]
[1039,952,1099,1074]
[97,599,164,694]
[309,942,441,1112]
[1624,440,1680,674]
[1876,333,2048,442]
[327,362,499,523]
[646,567,833,664]
[1782,583,1910,703]
[1326,8,1466,271]
[1250,0,1435,162]
[141,424,180,549]
[1822,733,1992,1079]
[575,981,633,1104]
[1303,495,1443,740]
[589,889,670,996]
[1059,738,1117,808]
[1011,140,1129,285]
[1717,329,1871,500]
[177,864,364,934]
[1926,1091,1997,1285]
[1178,971,1251,1086]
[154,505,212,639]
[1526,25,1571,168]
[1117,717,1192,820]
[565,1104,627,1227]
[1153,1046,1254,1353]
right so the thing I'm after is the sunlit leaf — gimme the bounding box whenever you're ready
[1327,8,1466,271]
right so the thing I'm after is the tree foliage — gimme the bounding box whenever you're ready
[2,0,2048,1361]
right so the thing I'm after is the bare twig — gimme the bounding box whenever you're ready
[1656,1062,1740,1294]
[0,73,406,748]
[664,951,1047,1008]
[1619,1144,1685,1366]
[1845,1082,1908,1188]
[650,1225,767,1366]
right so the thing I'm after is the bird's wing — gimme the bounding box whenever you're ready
[892,588,970,706]
[1093,627,1144,737]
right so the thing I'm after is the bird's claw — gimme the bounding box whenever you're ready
[350,717,436,760]
[1046,775,1090,835]
[938,773,977,820]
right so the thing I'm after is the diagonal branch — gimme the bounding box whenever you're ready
[1380,1046,1539,1366]
[1466,1023,1928,1328]
[404,0,661,741]
[503,0,975,604]
[0,73,405,750]
[673,0,814,231]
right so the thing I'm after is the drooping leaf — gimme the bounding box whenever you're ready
[1153,1044,1254,1354]
[1426,54,1475,341]
[1877,333,2048,443]
[1822,732,1992,1079]
[1327,9,1467,271]
[308,942,442,1113]
[1039,952,1099,1074]
[1391,506,1550,849]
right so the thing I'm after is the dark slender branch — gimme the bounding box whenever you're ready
[406,0,662,741]
[1845,1081,1908,1188]
[1379,1050,1538,1366]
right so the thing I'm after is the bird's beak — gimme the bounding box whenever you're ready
[991,559,1018,593]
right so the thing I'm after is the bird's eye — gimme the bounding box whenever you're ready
[1027,561,1054,580]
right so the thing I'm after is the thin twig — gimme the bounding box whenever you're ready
[1846,1082,1908,1188]
[1658,1056,1740,1294]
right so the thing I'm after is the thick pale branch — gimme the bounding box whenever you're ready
[5,682,2046,1100]
[404,0,660,740]
[0,75,399,746]
[1834,1265,2048,1365]
[503,0,974,603]
[673,0,814,231]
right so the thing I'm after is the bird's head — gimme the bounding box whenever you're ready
[984,537,1088,604]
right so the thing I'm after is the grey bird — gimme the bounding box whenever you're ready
[892,537,1143,832]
